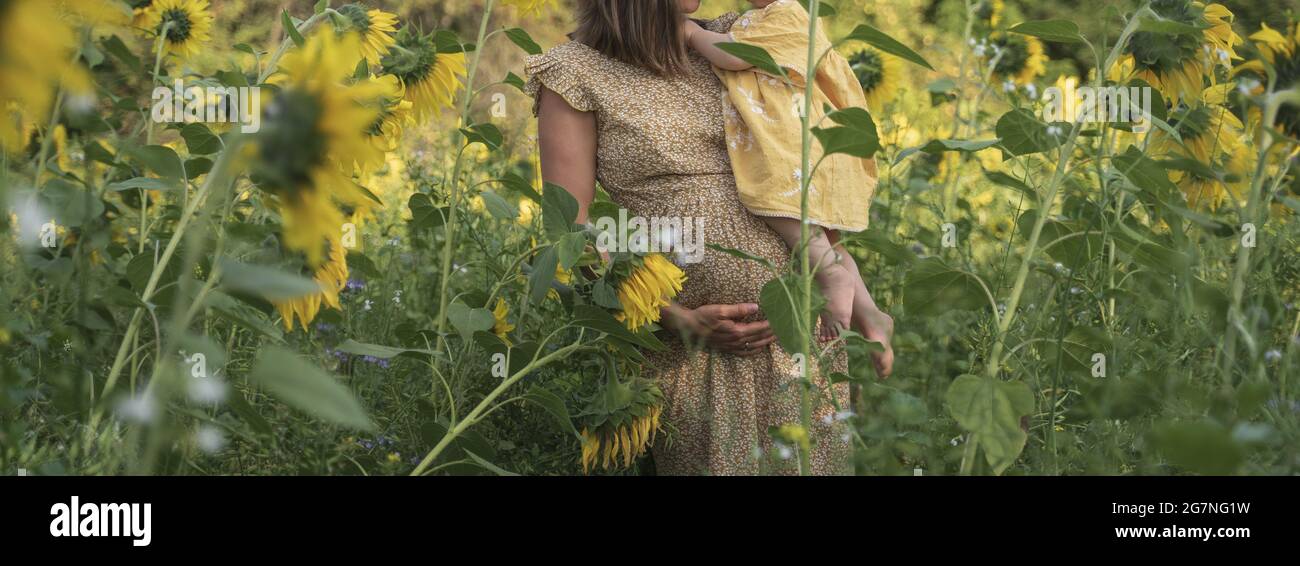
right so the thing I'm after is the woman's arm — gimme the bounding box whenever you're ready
[683,19,753,72]
[537,86,597,223]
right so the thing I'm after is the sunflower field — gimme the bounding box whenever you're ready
[0,0,1298,477]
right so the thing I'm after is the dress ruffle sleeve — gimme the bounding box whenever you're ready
[525,42,595,116]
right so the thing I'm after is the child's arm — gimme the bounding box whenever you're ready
[684,19,753,72]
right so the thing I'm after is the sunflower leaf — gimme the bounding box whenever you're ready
[504,28,542,55]
[503,71,527,93]
[715,42,789,81]
[250,346,376,432]
[541,182,580,241]
[759,273,825,355]
[995,109,1067,156]
[944,374,1033,475]
[528,246,559,305]
[522,386,580,439]
[461,123,503,150]
[281,11,305,48]
[843,24,934,71]
[902,257,989,316]
[447,301,496,341]
[1009,20,1085,44]
[218,259,322,301]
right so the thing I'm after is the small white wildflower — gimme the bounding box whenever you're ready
[1047,125,1064,138]
[777,445,794,460]
[195,426,226,453]
[949,436,961,447]
[1002,80,1016,93]
[1264,349,1282,363]
[1025,83,1038,99]
[188,375,228,406]
[363,299,373,311]
[392,290,402,305]
[1070,286,1082,295]
[114,394,158,425]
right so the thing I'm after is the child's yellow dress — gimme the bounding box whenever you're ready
[716,0,877,232]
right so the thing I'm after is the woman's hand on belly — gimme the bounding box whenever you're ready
[661,303,777,357]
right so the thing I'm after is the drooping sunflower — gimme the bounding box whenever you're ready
[1149,84,1251,209]
[1112,1,1241,106]
[491,297,515,346]
[273,236,349,332]
[353,74,414,173]
[614,253,686,331]
[336,3,398,67]
[578,374,664,473]
[258,31,383,267]
[0,0,91,153]
[501,0,559,17]
[848,47,904,113]
[1234,21,1300,138]
[380,26,467,121]
[141,0,213,59]
[988,32,1047,86]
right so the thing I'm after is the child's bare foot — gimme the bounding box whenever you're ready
[852,308,895,378]
[816,262,856,341]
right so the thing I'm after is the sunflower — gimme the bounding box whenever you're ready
[273,236,349,331]
[501,0,558,17]
[1112,1,1240,106]
[546,264,573,301]
[614,253,686,331]
[381,26,467,121]
[988,32,1047,86]
[987,215,1015,240]
[848,47,904,113]
[141,0,213,59]
[491,297,515,346]
[258,31,383,267]
[50,124,73,173]
[1234,21,1300,138]
[336,3,398,67]
[0,0,91,153]
[353,74,414,173]
[578,375,663,473]
[1149,84,1250,209]
[974,0,1005,29]
[127,0,156,28]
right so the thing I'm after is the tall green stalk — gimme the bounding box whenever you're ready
[794,0,823,477]
[959,12,1142,475]
[434,0,497,355]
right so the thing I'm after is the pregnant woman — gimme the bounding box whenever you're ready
[528,0,853,475]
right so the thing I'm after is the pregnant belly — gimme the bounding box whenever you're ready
[609,174,792,313]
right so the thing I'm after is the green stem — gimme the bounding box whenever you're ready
[434,0,497,354]
[964,12,1142,474]
[90,142,242,430]
[411,331,586,476]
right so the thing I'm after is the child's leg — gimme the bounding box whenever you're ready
[831,239,895,378]
[762,217,855,340]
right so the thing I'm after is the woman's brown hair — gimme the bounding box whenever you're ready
[572,0,690,76]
